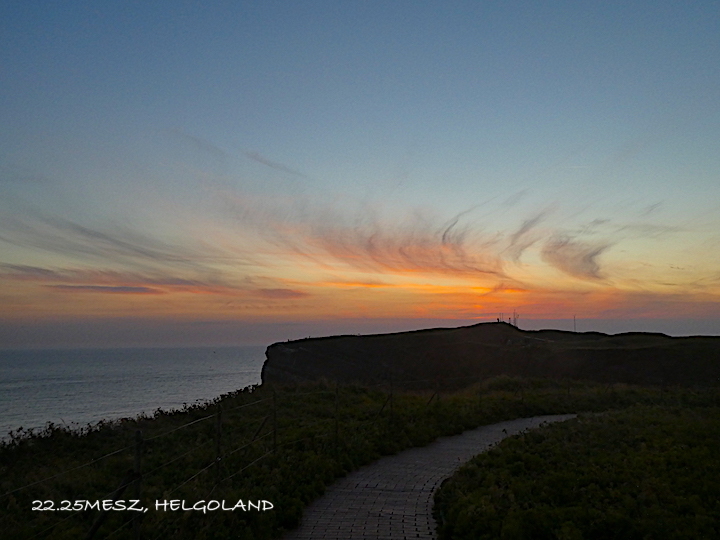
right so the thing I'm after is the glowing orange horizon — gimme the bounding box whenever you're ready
[2,214,719,326]
[3,268,719,323]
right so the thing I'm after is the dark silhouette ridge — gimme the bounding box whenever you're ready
[262,322,720,390]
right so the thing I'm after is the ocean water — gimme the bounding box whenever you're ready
[0,346,266,439]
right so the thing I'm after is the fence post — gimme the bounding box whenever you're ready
[389,378,394,421]
[426,392,437,407]
[334,382,339,457]
[375,394,391,419]
[133,430,143,540]
[272,388,277,454]
[85,470,135,540]
[215,402,222,484]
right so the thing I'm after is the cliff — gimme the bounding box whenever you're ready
[261,322,720,390]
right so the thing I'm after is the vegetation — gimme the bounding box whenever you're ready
[2,378,718,539]
[434,403,720,540]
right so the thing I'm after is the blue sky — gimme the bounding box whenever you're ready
[1,1,719,347]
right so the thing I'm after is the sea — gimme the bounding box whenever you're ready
[0,346,266,439]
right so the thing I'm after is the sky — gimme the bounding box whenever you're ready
[1,1,719,348]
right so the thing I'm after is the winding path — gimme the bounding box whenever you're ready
[283,414,576,540]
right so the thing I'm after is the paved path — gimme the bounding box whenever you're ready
[283,414,576,540]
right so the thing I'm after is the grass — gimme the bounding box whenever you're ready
[2,378,718,539]
[434,403,720,540]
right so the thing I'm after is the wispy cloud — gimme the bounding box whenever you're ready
[256,288,309,299]
[0,264,221,288]
[541,236,611,280]
[3,180,707,315]
[220,191,627,286]
[0,264,61,280]
[318,279,390,289]
[165,128,228,160]
[292,212,506,279]
[505,211,547,262]
[48,285,163,294]
[615,222,682,238]
[0,210,252,276]
[0,264,229,293]
[39,216,201,263]
[242,151,307,177]
[0,263,310,301]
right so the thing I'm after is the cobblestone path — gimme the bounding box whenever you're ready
[283,414,576,539]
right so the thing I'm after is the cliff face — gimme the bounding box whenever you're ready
[261,322,720,389]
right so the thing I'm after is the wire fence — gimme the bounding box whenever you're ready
[0,373,665,540]
[1,376,461,539]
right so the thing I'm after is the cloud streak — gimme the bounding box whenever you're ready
[220,191,625,285]
[287,211,507,279]
[5,182,707,320]
[0,264,230,294]
[0,264,222,289]
[541,236,610,280]
[0,209,259,281]
[256,288,309,299]
[166,128,228,160]
[48,285,162,294]
[243,151,307,177]
[506,212,547,262]
[0,263,310,301]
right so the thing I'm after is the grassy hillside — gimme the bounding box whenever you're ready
[434,404,720,539]
[4,379,715,539]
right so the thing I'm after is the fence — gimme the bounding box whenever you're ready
[2,374,670,540]
[1,377,472,540]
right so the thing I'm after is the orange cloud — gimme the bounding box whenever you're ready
[3,194,719,329]
[255,288,309,299]
[47,285,163,294]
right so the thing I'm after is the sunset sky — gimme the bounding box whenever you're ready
[1,1,719,347]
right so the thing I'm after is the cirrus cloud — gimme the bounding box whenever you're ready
[541,236,611,280]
